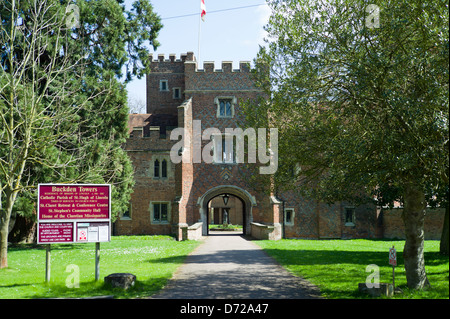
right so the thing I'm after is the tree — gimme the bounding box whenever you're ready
[0,0,161,268]
[244,0,448,289]
[128,96,146,114]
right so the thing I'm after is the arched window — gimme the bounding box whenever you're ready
[154,159,160,178]
[161,159,167,178]
[215,96,236,118]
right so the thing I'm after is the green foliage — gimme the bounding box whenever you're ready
[1,0,161,221]
[244,0,449,206]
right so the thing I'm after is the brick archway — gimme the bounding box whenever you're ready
[197,185,256,236]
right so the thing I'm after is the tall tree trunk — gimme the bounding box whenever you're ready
[440,205,449,255]
[402,183,430,289]
[0,218,9,269]
[0,189,18,268]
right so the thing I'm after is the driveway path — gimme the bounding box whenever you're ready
[151,232,322,299]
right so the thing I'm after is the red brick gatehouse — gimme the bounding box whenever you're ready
[114,52,444,241]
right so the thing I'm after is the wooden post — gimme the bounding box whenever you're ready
[45,244,51,283]
[392,265,395,292]
[95,242,100,281]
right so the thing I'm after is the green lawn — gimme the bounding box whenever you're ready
[0,236,200,299]
[255,239,449,299]
[209,224,243,230]
[2,236,447,299]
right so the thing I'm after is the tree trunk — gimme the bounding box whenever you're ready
[0,208,12,269]
[9,213,37,244]
[0,189,18,269]
[0,219,9,269]
[440,205,449,255]
[402,183,430,289]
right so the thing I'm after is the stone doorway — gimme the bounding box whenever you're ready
[197,185,256,237]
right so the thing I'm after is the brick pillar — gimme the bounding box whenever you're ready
[172,98,193,240]
[270,194,282,240]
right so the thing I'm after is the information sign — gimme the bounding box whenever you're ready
[37,184,111,282]
[38,222,74,244]
[37,184,111,244]
[38,185,110,220]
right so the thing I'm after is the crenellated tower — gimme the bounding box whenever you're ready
[146,52,195,115]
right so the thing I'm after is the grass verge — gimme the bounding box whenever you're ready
[0,235,201,299]
[254,239,449,299]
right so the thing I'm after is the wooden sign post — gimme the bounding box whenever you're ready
[45,244,51,283]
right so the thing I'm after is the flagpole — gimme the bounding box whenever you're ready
[197,10,202,63]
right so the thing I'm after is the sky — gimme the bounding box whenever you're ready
[124,0,271,111]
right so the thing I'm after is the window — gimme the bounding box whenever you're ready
[161,159,167,178]
[154,159,160,178]
[345,207,355,226]
[215,96,236,118]
[284,208,295,226]
[220,100,232,117]
[153,157,170,179]
[213,134,235,164]
[173,87,181,99]
[120,204,132,220]
[152,202,169,223]
[159,80,168,91]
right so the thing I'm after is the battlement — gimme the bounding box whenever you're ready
[125,124,177,152]
[186,60,251,73]
[129,125,177,139]
[148,52,251,73]
[149,52,196,63]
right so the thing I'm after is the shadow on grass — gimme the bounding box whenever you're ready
[258,248,448,267]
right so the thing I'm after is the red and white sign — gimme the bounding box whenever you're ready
[38,222,74,244]
[38,184,110,220]
[78,228,87,241]
[389,246,397,266]
[37,184,111,244]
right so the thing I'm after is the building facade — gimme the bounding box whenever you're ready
[114,52,444,241]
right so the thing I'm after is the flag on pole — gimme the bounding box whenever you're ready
[201,0,206,21]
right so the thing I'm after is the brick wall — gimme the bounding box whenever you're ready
[146,53,194,115]
[115,123,177,236]
[379,207,445,240]
[279,190,377,239]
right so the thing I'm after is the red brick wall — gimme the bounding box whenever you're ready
[380,207,445,240]
[115,132,177,236]
[280,190,377,239]
[146,53,193,115]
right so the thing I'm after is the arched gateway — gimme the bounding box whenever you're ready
[197,185,256,236]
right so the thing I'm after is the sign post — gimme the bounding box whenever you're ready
[45,244,51,283]
[37,184,111,282]
[389,245,397,291]
[95,242,100,282]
